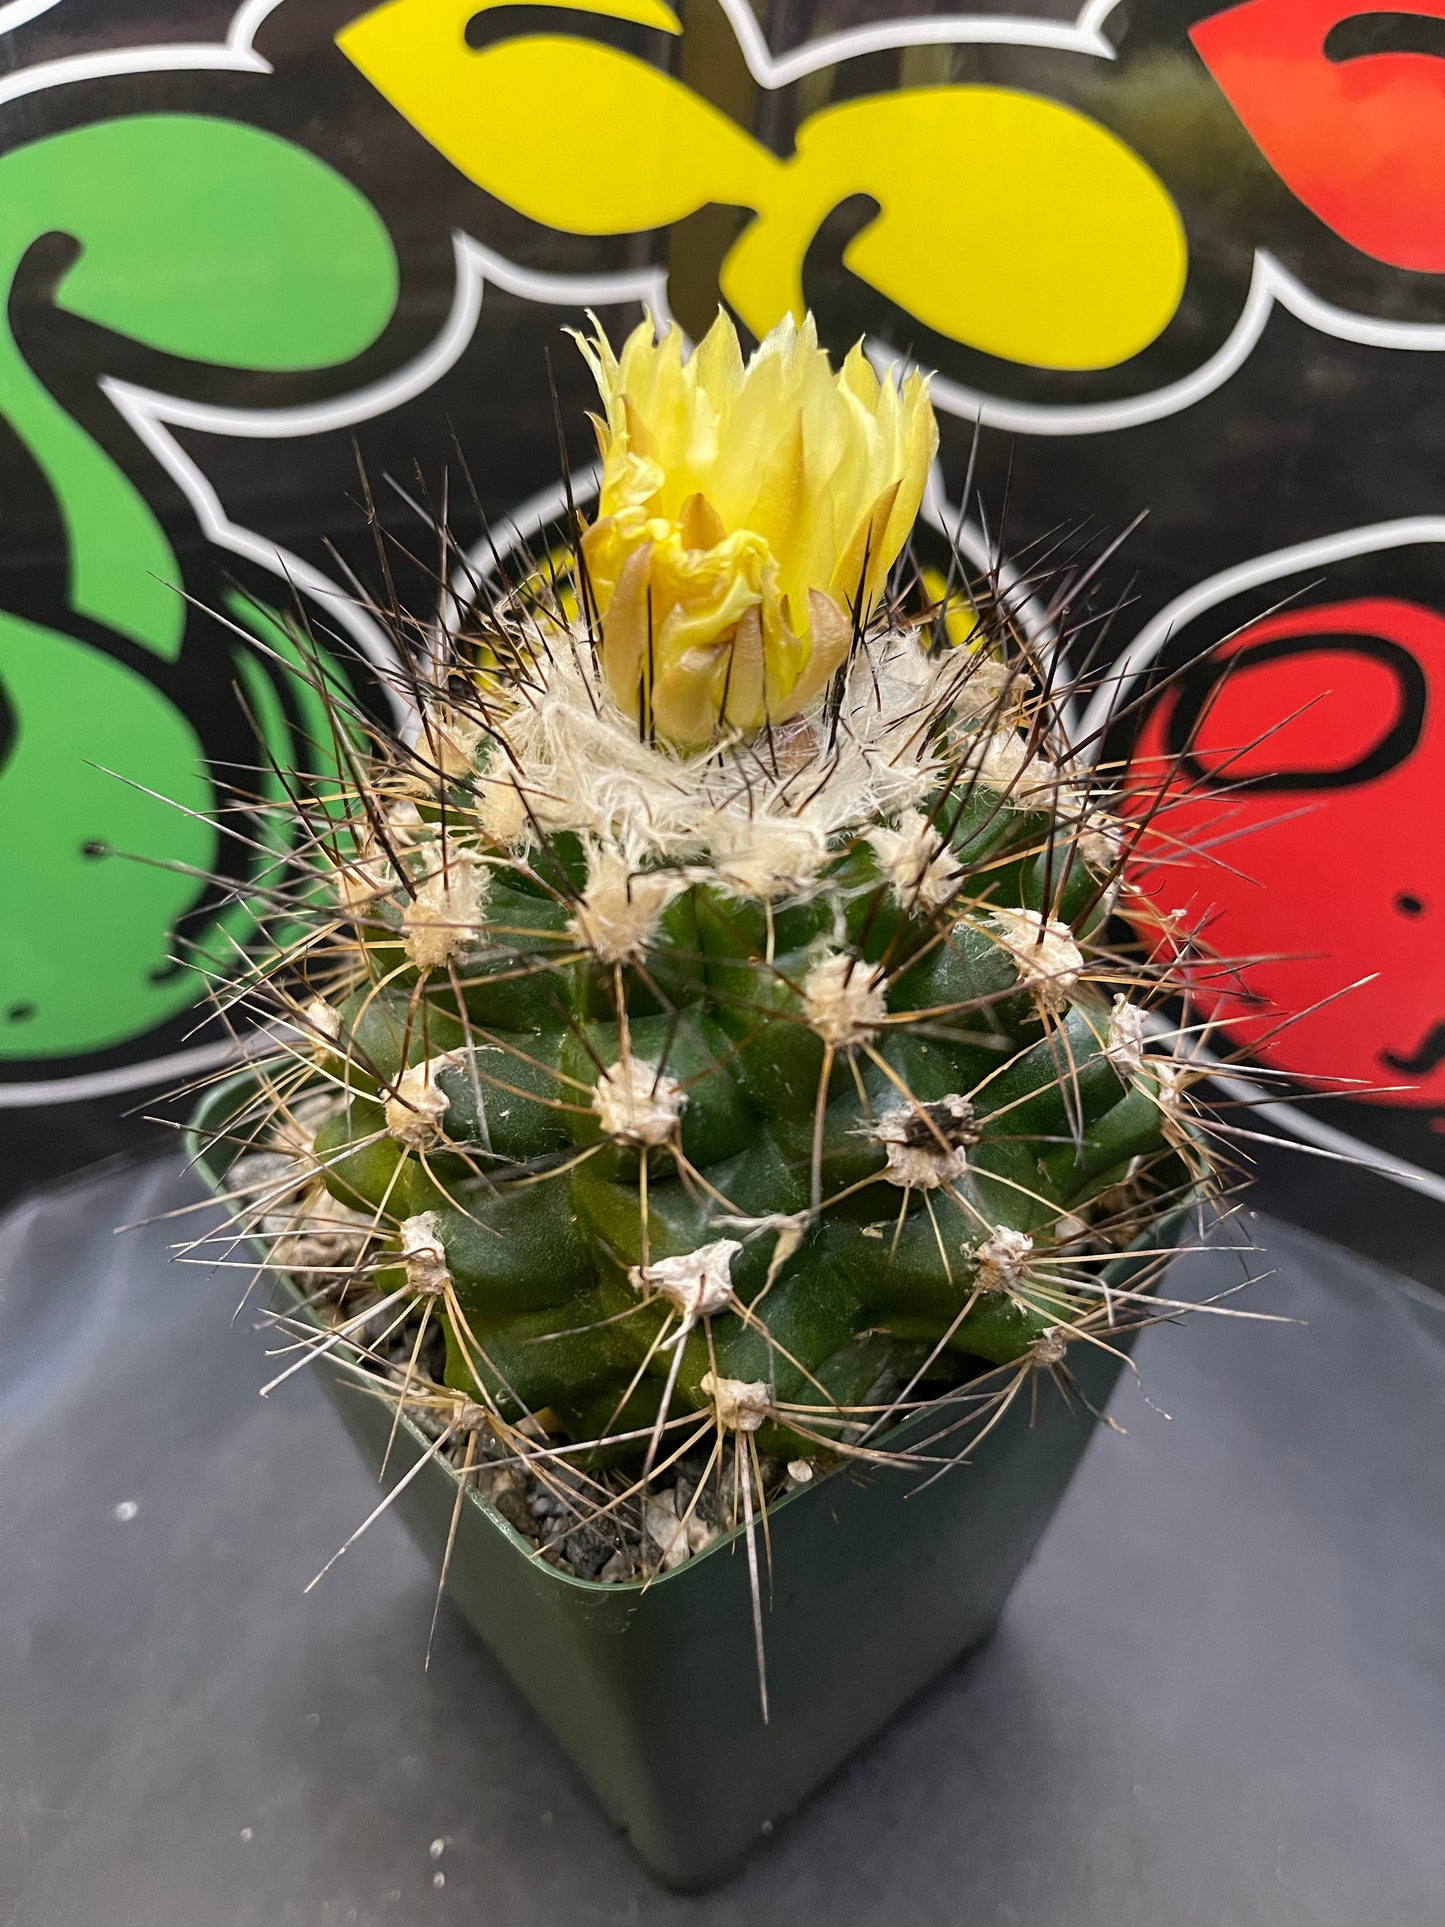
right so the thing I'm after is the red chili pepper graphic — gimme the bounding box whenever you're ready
[1191,0,1445,270]
[1126,597,1445,1104]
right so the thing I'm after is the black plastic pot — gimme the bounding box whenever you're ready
[189,1073,1185,1891]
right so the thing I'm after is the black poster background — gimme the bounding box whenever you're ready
[1,0,1441,1284]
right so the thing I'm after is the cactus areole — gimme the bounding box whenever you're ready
[210,311,1206,1482]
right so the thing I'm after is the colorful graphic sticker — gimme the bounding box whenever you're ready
[1192,0,1445,271]
[0,112,398,1064]
[1119,541,1445,1108]
[339,0,1188,373]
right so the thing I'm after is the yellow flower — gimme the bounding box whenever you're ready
[576,310,937,748]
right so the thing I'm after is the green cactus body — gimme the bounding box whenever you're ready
[300,645,1186,1464]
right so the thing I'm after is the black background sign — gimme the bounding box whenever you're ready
[2,0,1441,1284]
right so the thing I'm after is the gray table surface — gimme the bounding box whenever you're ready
[1,1157,1442,1927]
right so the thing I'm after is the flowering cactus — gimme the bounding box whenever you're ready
[214,311,1208,1538]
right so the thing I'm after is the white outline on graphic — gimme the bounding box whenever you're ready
[712,0,1122,83]
[454,461,598,608]
[443,246,665,616]
[4,0,1441,453]
[121,235,483,445]
[459,234,667,314]
[0,0,65,35]
[1077,516,1445,746]
[105,379,407,689]
[1132,1010,1445,1205]
[921,464,1054,630]
[930,257,1445,437]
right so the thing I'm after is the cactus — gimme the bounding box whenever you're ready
[214,311,1208,1553]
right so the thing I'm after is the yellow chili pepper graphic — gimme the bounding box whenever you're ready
[339,0,1187,371]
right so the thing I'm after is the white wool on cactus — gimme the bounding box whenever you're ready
[568,845,681,964]
[629,1239,741,1338]
[475,770,537,848]
[401,845,486,974]
[1076,806,1124,879]
[592,1055,688,1146]
[466,623,988,866]
[874,1094,977,1189]
[866,808,964,914]
[421,706,483,781]
[331,847,395,911]
[385,798,425,841]
[947,653,1017,723]
[385,1053,459,1152]
[399,1211,452,1297]
[963,729,1059,803]
[972,1225,1035,1294]
[1105,995,1148,1079]
[1030,1326,1069,1369]
[802,952,888,1049]
[303,995,341,1044]
[703,811,829,900]
[700,1371,772,1433]
[1151,1058,1197,1158]
[987,906,1084,1013]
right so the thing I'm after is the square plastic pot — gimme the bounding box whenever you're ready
[189,1073,1184,1891]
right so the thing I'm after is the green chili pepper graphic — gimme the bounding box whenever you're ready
[0,114,398,1059]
